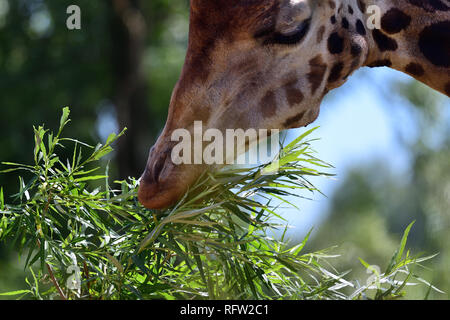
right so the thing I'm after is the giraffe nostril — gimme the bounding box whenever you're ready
[152,155,167,183]
[149,147,173,183]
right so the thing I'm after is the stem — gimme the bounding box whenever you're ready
[83,261,92,300]
[46,263,67,300]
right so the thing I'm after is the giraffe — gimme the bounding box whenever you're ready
[138,0,450,209]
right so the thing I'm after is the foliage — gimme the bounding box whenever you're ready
[0,108,439,300]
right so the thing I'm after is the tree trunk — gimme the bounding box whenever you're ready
[109,0,150,179]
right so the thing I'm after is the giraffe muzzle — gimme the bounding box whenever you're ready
[137,143,206,210]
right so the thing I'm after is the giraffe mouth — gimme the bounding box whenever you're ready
[137,144,206,210]
[138,176,187,210]
[138,164,187,210]
[138,145,177,209]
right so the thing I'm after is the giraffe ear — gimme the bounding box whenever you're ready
[277,0,312,34]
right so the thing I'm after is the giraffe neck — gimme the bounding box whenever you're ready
[332,0,450,96]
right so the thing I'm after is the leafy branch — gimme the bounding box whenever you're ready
[0,107,440,300]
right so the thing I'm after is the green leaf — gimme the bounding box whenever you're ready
[105,132,117,145]
[396,221,415,264]
[75,175,108,182]
[0,290,31,296]
[283,126,319,154]
[0,187,3,210]
[358,257,371,269]
[59,107,71,132]
[91,146,113,161]
[290,229,312,256]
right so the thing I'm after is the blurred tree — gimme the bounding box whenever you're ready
[0,0,111,188]
[0,0,190,188]
[309,81,450,299]
[109,0,149,179]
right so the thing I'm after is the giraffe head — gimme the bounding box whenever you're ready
[139,0,450,209]
[138,0,371,209]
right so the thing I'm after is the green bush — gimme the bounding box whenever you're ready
[0,108,441,300]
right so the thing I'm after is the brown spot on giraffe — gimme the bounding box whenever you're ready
[328,32,345,54]
[356,19,366,36]
[405,63,425,77]
[381,8,412,34]
[407,0,449,12]
[368,59,392,68]
[419,21,450,68]
[308,55,327,94]
[348,5,354,15]
[283,77,304,107]
[445,82,450,96]
[349,57,361,75]
[330,15,337,24]
[357,0,366,13]
[317,25,326,44]
[283,111,306,128]
[372,29,398,52]
[260,90,278,119]
[341,17,350,29]
[328,62,345,83]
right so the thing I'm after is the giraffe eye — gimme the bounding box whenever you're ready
[269,19,311,45]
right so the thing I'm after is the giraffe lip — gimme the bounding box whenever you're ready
[138,176,186,210]
[138,160,208,210]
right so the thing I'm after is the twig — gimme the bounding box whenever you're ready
[36,239,67,300]
[83,261,92,300]
[46,263,67,300]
